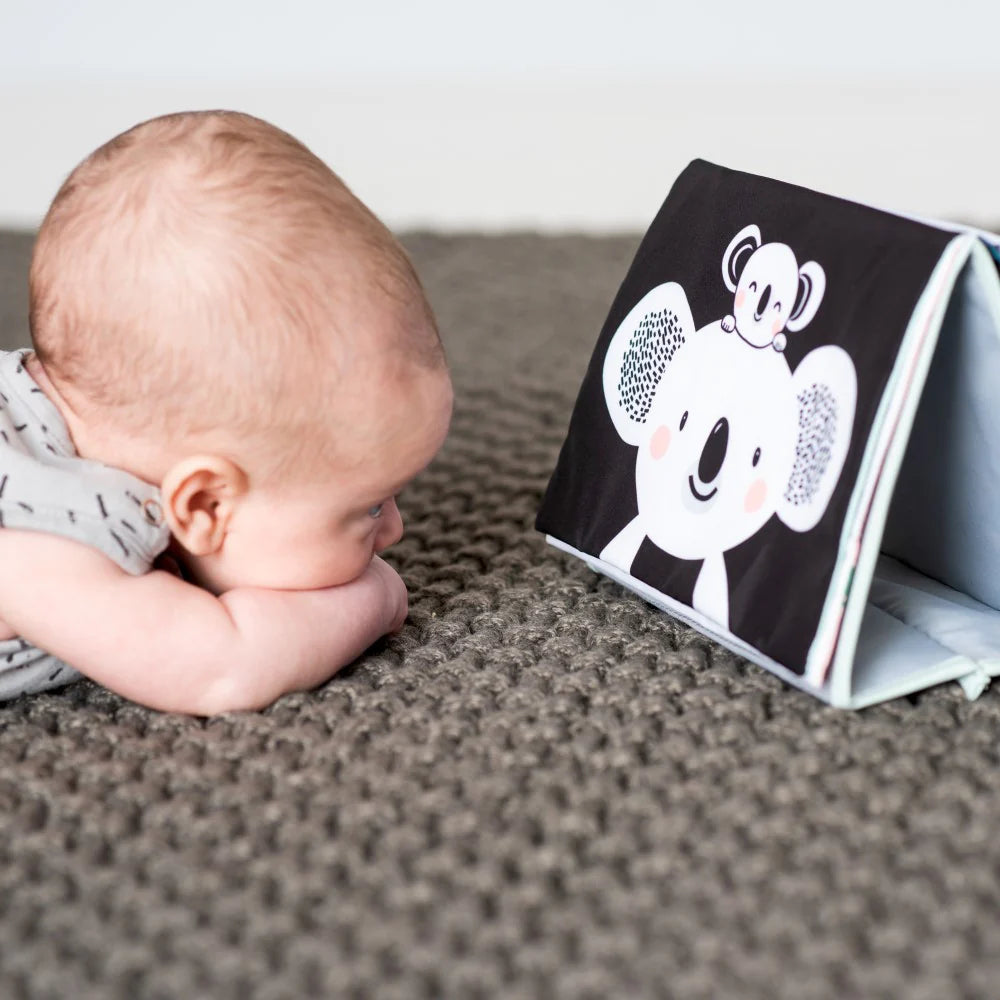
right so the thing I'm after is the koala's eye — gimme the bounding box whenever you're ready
[679,411,688,431]
[773,302,782,313]
[749,281,757,292]
[752,447,761,467]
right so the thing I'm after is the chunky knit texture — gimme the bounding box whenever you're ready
[0,230,998,999]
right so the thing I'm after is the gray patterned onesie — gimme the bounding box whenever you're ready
[0,349,171,699]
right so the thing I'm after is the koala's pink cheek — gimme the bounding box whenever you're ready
[735,290,746,308]
[649,425,671,460]
[772,317,784,336]
[744,478,767,514]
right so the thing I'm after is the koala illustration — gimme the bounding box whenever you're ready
[599,228,857,630]
[720,224,826,352]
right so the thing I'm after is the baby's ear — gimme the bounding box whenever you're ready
[160,456,249,556]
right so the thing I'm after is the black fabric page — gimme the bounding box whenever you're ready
[537,160,955,673]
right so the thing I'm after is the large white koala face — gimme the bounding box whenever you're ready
[602,280,857,568]
[732,243,802,348]
[635,321,799,558]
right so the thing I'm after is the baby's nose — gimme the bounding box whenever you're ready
[375,502,404,552]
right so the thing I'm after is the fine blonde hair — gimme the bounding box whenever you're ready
[29,110,442,476]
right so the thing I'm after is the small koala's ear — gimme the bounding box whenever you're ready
[778,345,857,533]
[786,260,826,333]
[602,282,695,446]
[722,224,761,292]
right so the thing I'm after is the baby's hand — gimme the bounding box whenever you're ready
[208,554,410,712]
[363,555,409,633]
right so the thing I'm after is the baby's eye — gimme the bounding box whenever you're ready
[368,503,385,519]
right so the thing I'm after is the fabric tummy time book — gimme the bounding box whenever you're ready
[536,159,1000,708]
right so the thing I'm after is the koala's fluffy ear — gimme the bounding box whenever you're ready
[786,261,826,332]
[602,282,695,446]
[722,225,761,292]
[777,345,857,533]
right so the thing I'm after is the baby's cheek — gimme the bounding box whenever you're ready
[744,478,767,514]
[649,425,671,460]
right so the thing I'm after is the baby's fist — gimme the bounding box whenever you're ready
[366,556,408,633]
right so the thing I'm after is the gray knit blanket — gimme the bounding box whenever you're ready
[0,229,997,999]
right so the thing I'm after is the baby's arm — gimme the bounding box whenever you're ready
[0,529,407,714]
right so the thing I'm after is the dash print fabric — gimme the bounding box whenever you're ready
[537,160,955,673]
[0,349,170,698]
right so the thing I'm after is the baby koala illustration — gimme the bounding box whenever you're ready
[599,226,856,630]
[720,224,826,352]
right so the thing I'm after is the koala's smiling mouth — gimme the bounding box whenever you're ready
[688,475,717,502]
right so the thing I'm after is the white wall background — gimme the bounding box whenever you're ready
[1,0,998,231]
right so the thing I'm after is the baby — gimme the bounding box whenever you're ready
[0,110,453,714]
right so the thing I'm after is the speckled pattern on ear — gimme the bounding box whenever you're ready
[618,305,686,422]
[0,229,999,1000]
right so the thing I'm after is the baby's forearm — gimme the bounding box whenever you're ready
[106,572,404,714]
[208,563,407,713]
[0,530,406,714]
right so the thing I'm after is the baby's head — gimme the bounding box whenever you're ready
[28,110,453,593]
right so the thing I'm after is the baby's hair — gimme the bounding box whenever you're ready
[29,110,443,477]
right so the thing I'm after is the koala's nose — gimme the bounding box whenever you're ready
[698,418,729,484]
[754,283,771,320]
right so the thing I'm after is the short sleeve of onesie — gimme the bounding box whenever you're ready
[0,349,171,699]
